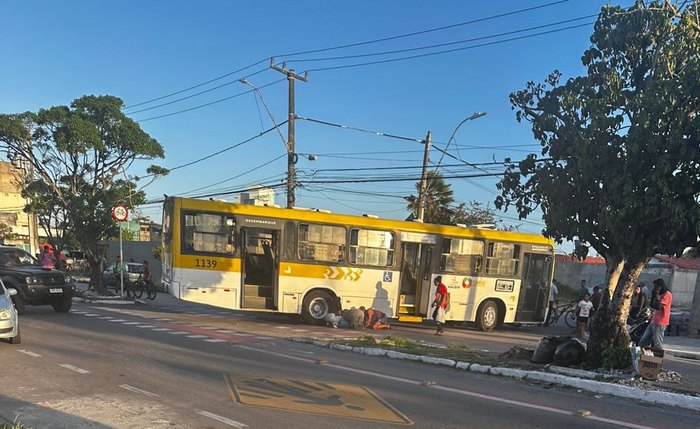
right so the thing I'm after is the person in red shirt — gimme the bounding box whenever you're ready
[639,278,672,350]
[432,276,448,335]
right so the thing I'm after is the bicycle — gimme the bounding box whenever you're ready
[131,275,157,300]
[545,301,578,328]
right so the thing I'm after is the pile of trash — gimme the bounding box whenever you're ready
[531,335,587,366]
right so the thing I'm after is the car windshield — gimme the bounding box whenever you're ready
[0,248,36,267]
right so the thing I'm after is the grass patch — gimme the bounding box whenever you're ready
[329,334,497,363]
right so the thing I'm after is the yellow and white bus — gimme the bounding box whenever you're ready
[161,196,555,330]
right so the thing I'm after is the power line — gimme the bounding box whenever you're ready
[124,1,571,112]
[304,22,594,73]
[180,153,287,195]
[297,116,424,143]
[164,122,288,173]
[275,0,572,58]
[124,58,269,109]
[124,68,269,114]
[287,14,597,64]
[133,78,286,122]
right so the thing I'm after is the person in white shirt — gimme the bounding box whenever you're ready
[548,279,559,317]
[576,292,594,337]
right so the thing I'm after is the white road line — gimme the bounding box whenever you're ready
[233,333,252,337]
[216,330,235,333]
[98,316,113,319]
[292,329,308,332]
[205,339,227,343]
[136,325,156,328]
[168,331,189,335]
[84,313,100,316]
[119,384,159,397]
[122,322,141,325]
[109,319,127,322]
[276,326,291,329]
[151,328,171,331]
[199,326,219,330]
[59,364,90,374]
[187,335,208,339]
[254,336,272,340]
[154,318,172,321]
[196,411,247,428]
[18,349,41,357]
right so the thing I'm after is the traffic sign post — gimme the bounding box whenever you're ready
[112,205,129,297]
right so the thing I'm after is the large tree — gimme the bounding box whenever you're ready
[0,95,167,292]
[496,1,700,365]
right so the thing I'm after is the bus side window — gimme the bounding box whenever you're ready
[284,222,296,261]
[226,217,236,254]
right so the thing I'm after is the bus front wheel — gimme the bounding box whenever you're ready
[476,300,498,331]
[302,290,332,325]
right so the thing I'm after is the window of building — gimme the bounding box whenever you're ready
[349,228,394,267]
[183,212,236,255]
[485,242,520,275]
[298,224,345,263]
[439,238,483,274]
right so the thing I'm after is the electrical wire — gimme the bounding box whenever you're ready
[134,78,286,122]
[180,153,287,195]
[304,22,594,73]
[297,116,424,143]
[274,0,572,58]
[124,58,269,109]
[287,14,598,64]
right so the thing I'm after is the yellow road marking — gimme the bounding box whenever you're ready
[225,374,412,425]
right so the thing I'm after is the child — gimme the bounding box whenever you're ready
[576,292,594,337]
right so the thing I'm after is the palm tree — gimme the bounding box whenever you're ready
[405,171,454,224]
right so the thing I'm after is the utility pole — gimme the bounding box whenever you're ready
[417,131,432,223]
[270,58,308,208]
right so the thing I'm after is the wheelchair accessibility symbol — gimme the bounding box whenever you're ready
[383,272,393,282]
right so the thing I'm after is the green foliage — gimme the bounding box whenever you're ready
[153,245,163,261]
[405,171,454,224]
[600,346,632,370]
[0,95,168,291]
[0,222,17,242]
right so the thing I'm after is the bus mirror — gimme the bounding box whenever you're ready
[226,218,234,226]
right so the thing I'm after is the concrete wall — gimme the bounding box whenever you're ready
[671,269,698,309]
[101,240,162,284]
[554,260,674,291]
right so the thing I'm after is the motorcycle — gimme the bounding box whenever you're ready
[627,306,653,345]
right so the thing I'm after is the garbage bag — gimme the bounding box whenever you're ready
[553,337,587,366]
[531,335,571,364]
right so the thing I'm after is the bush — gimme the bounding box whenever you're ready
[600,346,632,369]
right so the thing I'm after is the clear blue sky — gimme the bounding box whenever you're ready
[1,0,625,252]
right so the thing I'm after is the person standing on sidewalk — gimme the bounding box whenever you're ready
[639,278,673,350]
[432,276,448,335]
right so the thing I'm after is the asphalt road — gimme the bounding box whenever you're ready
[1,299,700,428]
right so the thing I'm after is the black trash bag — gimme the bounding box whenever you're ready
[531,335,571,364]
[553,337,587,366]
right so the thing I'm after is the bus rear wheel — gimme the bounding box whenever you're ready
[301,290,332,325]
[476,300,498,331]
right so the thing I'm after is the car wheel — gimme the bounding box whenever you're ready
[9,324,21,344]
[476,300,498,331]
[301,290,332,325]
[12,293,26,315]
[52,297,72,313]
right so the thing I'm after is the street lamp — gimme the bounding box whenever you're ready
[417,112,486,222]
[435,112,487,170]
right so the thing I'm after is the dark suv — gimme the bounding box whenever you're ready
[0,246,75,314]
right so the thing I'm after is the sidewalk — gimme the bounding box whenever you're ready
[664,335,700,360]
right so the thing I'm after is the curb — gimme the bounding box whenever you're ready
[666,348,700,361]
[293,338,700,412]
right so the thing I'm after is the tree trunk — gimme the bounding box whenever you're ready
[83,242,107,295]
[586,257,646,367]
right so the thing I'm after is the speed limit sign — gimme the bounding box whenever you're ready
[111,204,129,222]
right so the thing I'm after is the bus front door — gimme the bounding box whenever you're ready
[399,242,433,318]
[515,253,551,322]
[241,227,279,310]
